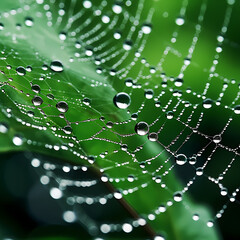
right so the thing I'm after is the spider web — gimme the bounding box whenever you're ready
[0,0,239,239]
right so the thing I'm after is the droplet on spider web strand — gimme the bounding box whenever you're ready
[135,122,149,136]
[113,92,131,109]
[50,60,64,72]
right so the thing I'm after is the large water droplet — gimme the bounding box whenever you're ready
[50,60,64,72]
[113,92,131,109]
[175,154,187,165]
[32,96,43,106]
[16,66,26,76]
[213,135,221,143]
[31,84,41,93]
[56,101,69,113]
[135,122,149,136]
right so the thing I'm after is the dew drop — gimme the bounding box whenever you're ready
[166,111,174,119]
[113,92,131,109]
[207,221,214,227]
[196,167,203,176]
[114,31,122,39]
[176,17,185,26]
[175,154,187,165]
[203,99,213,109]
[50,187,62,199]
[123,40,132,51]
[141,23,152,34]
[25,17,34,27]
[16,66,26,76]
[234,105,240,114]
[31,84,41,93]
[32,96,43,106]
[56,101,69,113]
[213,135,221,144]
[192,214,199,221]
[173,191,183,202]
[112,3,122,14]
[12,135,23,146]
[148,132,158,142]
[220,188,228,196]
[50,60,64,72]
[174,78,183,87]
[59,31,67,40]
[188,156,197,165]
[63,125,72,135]
[0,122,8,133]
[135,122,149,136]
[144,89,154,99]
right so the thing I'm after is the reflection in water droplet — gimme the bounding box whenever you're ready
[135,122,149,136]
[113,92,131,109]
[213,135,221,143]
[148,132,158,142]
[50,60,64,72]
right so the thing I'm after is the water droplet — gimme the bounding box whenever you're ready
[16,66,26,76]
[32,96,43,106]
[56,101,69,113]
[220,188,228,196]
[83,97,91,106]
[184,58,191,65]
[188,156,197,165]
[50,187,62,199]
[166,111,174,119]
[112,3,122,14]
[106,121,113,128]
[12,135,23,146]
[113,92,131,109]
[141,23,152,34]
[63,211,76,223]
[154,235,165,240]
[144,89,154,99]
[125,78,133,87]
[63,125,72,135]
[176,17,185,26]
[0,23,4,30]
[173,191,183,202]
[127,175,135,182]
[131,113,138,120]
[50,60,64,72]
[192,214,199,221]
[196,167,203,176]
[83,0,92,8]
[213,135,221,143]
[135,122,149,136]
[121,144,128,151]
[234,105,240,114]
[31,84,41,93]
[174,78,183,87]
[59,31,67,40]
[207,221,214,227]
[123,40,132,51]
[148,132,158,142]
[26,65,32,72]
[114,31,122,39]
[175,154,187,165]
[0,122,8,133]
[25,17,34,27]
[203,99,213,109]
